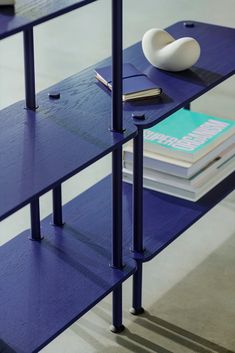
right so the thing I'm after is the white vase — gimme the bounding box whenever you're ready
[142,28,201,72]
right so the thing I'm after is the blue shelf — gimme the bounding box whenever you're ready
[0,192,136,353]
[0,0,97,40]
[66,173,234,263]
[0,68,136,222]
[95,21,235,129]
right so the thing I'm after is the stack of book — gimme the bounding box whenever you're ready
[123,109,235,201]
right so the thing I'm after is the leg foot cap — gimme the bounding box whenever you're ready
[110,324,125,334]
[129,307,145,315]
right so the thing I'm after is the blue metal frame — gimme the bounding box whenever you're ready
[23,29,37,111]
[132,127,144,253]
[29,198,42,241]
[52,185,64,227]
[23,28,43,241]
[131,127,145,314]
[110,0,125,333]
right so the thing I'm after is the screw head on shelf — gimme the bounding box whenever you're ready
[132,113,146,120]
[183,22,194,28]
[48,92,61,99]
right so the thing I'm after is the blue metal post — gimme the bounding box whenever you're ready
[23,28,37,111]
[130,127,145,314]
[110,0,125,333]
[29,198,43,241]
[52,185,64,227]
[111,0,123,133]
[132,128,144,253]
[23,28,42,241]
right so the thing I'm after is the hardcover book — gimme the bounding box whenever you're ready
[143,109,235,162]
[95,63,162,101]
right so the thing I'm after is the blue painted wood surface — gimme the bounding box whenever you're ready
[0,195,136,353]
[1,21,234,222]
[0,0,97,40]
[96,21,235,129]
[0,69,136,222]
[0,171,233,351]
[67,173,234,263]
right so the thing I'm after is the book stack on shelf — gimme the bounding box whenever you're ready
[123,109,235,201]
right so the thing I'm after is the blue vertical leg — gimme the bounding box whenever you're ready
[52,185,64,227]
[110,0,125,334]
[110,148,124,335]
[23,28,42,241]
[130,262,144,315]
[23,28,37,111]
[184,102,191,110]
[29,198,43,241]
[130,127,145,315]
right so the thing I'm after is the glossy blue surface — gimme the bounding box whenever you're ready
[96,21,235,129]
[0,69,136,222]
[0,0,97,40]
[0,192,136,353]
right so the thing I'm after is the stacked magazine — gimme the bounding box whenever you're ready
[123,109,235,201]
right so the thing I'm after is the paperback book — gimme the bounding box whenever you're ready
[123,134,235,178]
[143,109,235,162]
[123,155,235,201]
[124,143,235,191]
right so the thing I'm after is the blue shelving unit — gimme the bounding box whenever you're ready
[0,1,234,351]
[0,1,136,351]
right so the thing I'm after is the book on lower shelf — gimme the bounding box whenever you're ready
[123,109,235,201]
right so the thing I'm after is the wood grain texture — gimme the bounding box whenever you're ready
[72,173,234,263]
[96,21,235,129]
[1,21,234,222]
[0,68,136,222]
[0,0,97,40]
[0,194,136,353]
[0,172,233,351]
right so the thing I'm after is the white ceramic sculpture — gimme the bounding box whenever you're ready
[142,28,201,72]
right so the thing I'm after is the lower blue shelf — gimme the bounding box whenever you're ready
[1,172,234,352]
[0,195,136,353]
[65,173,234,263]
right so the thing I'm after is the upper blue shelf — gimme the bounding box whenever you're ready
[0,0,97,40]
[96,21,235,129]
[0,67,136,222]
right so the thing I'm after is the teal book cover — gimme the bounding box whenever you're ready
[144,109,235,162]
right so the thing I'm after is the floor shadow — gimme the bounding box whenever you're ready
[139,312,235,353]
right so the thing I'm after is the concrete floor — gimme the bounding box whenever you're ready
[0,0,235,352]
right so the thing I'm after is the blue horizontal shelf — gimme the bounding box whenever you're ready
[0,0,97,40]
[0,194,136,353]
[0,68,136,222]
[66,173,234,263]
[96,21,235,129]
